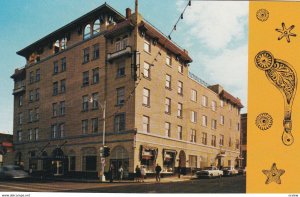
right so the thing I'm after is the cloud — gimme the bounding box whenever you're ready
[202,45,248,109]
[177,1,248,50]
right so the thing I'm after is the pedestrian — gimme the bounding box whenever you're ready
[118,165,124,181]
[135,165,141,182]
[178,166,181,178]
[155,164,162,182]
[140,166,146,182]
[109,163,115,183]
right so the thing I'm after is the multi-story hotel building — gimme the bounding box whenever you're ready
[240,113,247,168]
[11,3,243,178]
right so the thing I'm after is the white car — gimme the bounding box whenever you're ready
[196,166,223,178]
[0,165,29,179]
[222,166,238,176]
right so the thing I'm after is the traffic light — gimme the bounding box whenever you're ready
[103,146,110,157]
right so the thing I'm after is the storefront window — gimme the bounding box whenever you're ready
[140,146,158,173]
[163,150,176,173]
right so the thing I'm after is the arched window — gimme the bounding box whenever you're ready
[83,24,91,40]
[93,19,100,34]
[61,37,67,50]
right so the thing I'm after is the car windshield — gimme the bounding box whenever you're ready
[203,167,213,170]
[7,166,21,170]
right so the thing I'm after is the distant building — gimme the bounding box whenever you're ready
[0,133,13,166]
[240,113,247,168]
[11,3,243,178]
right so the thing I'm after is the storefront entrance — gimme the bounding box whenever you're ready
[51,148,67,176]
[110,146,129,179]
[162,149,177,173]
[178,150,186,175]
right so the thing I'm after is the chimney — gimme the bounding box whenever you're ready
[126,8,131,19]
[183,49,188,54]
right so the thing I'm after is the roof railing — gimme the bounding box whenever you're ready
[188,72,210,87]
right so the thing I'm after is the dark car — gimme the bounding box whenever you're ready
[0,165,29,179]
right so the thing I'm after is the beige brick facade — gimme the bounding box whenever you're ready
[11,4,242,178]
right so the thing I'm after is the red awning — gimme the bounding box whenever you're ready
[2,142,13,147]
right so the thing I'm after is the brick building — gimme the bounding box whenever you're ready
[11,3,243,178]
[240,113,247,168]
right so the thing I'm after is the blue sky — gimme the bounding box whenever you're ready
[0,0,248,134]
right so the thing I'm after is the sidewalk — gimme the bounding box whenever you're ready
[30,174,194,184]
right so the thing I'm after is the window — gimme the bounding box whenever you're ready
[54,40,60,54]
[236,140,240,149]
[35,128,39,140]
[211,119,217,130]
[35,89,40,101]
[166,54,171,66]
[177,126,182,140]
[189,155,197,168]
[220,100,224,107]
[61,57,66,72]
[69,156,76,171]
[17,131,22,142]
[220,115,225,125]
[202,115,207,127]
[53,82,58,95]
[116,87,125,105]
[92,93,99,109]
[29,71,34,83]
[178,81,183,95]
[191,111,197,123]
[29,90,34,102]
[61,37,67,50]
[60,79,66,93]
[60,101,65,115]
[143,62,150,78]
[36,69,40,82]
[191,89,197,102]
[83,48,90,63]
[122,37,128,49]
[59,123,64,138]
[93,19,100,34]
[82,95,89,111]
[18,113,23,125]
[92,68,99,84]
[53,61,59,74]
[165,98,171,114]
[115,40,121,51]
[82,119,88,134]
[211,135,216,147]
[83,71,89,86]
[178,64,183,73]
[165,74,171,89]
[117,60,125,77]
[177,103,183,117]
[92,118,98,133]
[144,37,150,53]
[52,103,58,117]
[143,88,150,106]
[29,129,33,141]
[190,129,196,143]
[51,124,58,139]
[212,101,217,111]
[202,132,207,145]
[165,122,171,137]
[220,135,224,146]
[83,24,91,39]
[35,108,39,120]
[19,95,23,107]
[114,113,126,132]
[93,44,99,59]
[29,110,34,122]
[142,116,150,133]
[202,95,208,107]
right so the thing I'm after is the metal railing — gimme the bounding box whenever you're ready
[188,72,210,87]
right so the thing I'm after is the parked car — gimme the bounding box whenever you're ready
[237,167,246,175]
[195,166,223,178]
[0,165,29,179]
[222,166,238,176]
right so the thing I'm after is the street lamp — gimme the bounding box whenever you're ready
[90,97,106,182]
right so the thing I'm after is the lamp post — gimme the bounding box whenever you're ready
[90,98,106,182]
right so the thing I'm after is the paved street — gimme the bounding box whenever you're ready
[0,175,245,193]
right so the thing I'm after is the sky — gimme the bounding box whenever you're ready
[0,0,248,134]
